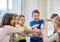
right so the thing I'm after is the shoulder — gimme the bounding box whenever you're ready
[39,19,44,23]
[24,24,28,28]
[39,19,44,22]
[29,21,35,25]
[30,20,34,23]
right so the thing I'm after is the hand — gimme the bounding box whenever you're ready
[41,25,46,29]
[45,18,52,22]
[32,29,43,37]
[32,30,43,38]
[41,24,46,29]
[37,32,43,38]
[33,29,41,34]
[32,24,39,29]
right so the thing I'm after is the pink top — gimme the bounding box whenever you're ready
[0,25,24,42]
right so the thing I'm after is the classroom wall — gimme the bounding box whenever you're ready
[22,0,47,26]
[22,0,37,26]
[12,0,21,14]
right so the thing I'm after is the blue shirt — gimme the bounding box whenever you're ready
[29,19,44,41]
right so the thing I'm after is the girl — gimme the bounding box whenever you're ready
[15,15,28,42]
[42,16,60,42]
[0,13,40,42]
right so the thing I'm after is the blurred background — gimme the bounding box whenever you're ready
[0,0,60,42]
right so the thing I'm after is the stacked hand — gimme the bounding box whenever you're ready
[32,24,46,38]
[41,24,46,29]
[32,28,43,38]
[45,18,52,22]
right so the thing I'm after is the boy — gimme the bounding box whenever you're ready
[46,13,59,33]
[29,10,44,42]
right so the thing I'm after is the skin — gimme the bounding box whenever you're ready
[10,16,15,26]
[14,16,19,24]
[53,22,60,32]
[32,13,40,21]
[18,17,25,27]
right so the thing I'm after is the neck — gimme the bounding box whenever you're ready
[35,20,39,22]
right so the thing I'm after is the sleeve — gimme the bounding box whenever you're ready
[7,26,24,34]
[42,29,58,42]
[29,21,34,27]
[41,19,44,24]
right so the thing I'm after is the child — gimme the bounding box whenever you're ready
[0,13,41,42]
[9,14,18,42]
[15,15,28,42]
[46,13,59,33]
[46,13,58,22]
[29,10,44,42]
[42,16,60,42]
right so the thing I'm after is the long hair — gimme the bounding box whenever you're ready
[0,13,14,27]
[54,16,60,28]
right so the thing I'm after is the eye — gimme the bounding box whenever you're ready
[34,16,36,17]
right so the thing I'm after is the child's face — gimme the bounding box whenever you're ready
[53,22,58,29]
[32,13,40,21]
[15,16,18,24]
[10,16,15,26]
[19,17,25,25]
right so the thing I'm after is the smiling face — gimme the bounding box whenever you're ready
[19,17,25,26]
[32,13,40,21]
[10,16,15,26]
[14,16,18,24]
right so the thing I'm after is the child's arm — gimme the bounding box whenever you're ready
[31,24,39,29]
[41,25,58,42]
[24,28,40,34]
[7,26,40,35]
[45,18,52,22]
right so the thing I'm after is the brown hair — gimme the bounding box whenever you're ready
[0,13,14,27]
[12,14,18,20]
[54,16,60,27]
[32,10,40,17]
[18,15,25,20]
[51,13,58,19]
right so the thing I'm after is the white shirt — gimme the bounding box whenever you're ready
[42,29,59,42]
[0,25,24,42]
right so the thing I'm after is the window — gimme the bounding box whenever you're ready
[0,0,12,21]
[0,0,21,21]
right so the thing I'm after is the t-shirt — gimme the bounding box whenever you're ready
[15,24,28,41]
[29,19,44,41]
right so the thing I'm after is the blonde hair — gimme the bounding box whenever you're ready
[54,16,60,27]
